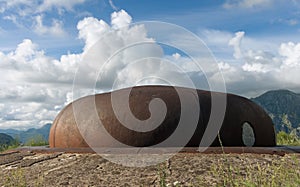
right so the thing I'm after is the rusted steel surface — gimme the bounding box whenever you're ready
[49,86,276,148]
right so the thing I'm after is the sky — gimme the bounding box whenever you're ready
[0,0,300,130]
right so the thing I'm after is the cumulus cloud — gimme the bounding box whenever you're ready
[228,31,245,59]
[75,10,163,91]
[279,42,300,67]
[277,42,300,86]
[77,17,110,50]
[0,37,80,129]
[111,10,132,29]
[242,50,281,73]
[0,9,163,129]
[1,9,300,131]
[221,31,300,96]
[0,9,226,129]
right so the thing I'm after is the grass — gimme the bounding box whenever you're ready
[157,163,167,187]
[2,168,44,187]
[156,152,300,186]
[276,131,300,146]
[205,153,300,187]
[1,131,299,186]
[201,132,300,186]
[157,132,300,186]
[4,168,27,187]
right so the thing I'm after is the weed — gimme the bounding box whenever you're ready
[157,162,167,187]
[4,168,27,187]
[203,132,300,186]
[3,167,44,187]
[277,131,300,146]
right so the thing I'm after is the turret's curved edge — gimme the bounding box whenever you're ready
[49,85,276,148]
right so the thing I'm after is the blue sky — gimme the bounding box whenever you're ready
[0,0,300,130]
[1,0,300,56]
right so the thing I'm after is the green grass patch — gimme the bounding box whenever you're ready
[277,131,300,146]
[205,154,300,187]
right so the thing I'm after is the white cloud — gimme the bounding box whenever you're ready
[218,61,231,70]
[1,9,300,130]
[0,37,80,129]
[0,10,163,129]
[0,0,86,28]
[109,0,118,11]
[2,0,32,7]
[228,31,245,59]
[0,0,85,15]
[75,9,162,90]
[37,0,86,13]
[77,17,110,50]
[33,15,66,37]
[242,50,281,73]
[111,9,132,29]
[242,63,269,73]
[277,42,300,86]
[279,42,300,67]
[172,53,181,60]
[3,15,23,28]
[200,30,300,96]
[0,0,32,13]
[223,0,272,9]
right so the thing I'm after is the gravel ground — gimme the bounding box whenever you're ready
[0,151,299,186]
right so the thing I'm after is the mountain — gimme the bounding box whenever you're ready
[251,90,300,137]
[0,123,51,144]
[0,133,14,146]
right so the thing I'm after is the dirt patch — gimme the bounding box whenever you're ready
[0,151,299,186]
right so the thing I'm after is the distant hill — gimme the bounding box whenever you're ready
[0,133,14,146]
[251,90,300,137]
[0,123,51,144]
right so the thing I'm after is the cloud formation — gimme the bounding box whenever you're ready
[109,0,118,11]
[0,9,300,131]
[223,0,272,9]
[228,31,244,59]
[37,0,86,13]
[0,0,86,15]
[0,10,164,129]
[0,0,86,37]
[33,15,66,36]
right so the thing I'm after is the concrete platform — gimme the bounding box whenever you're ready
[8,146,300,156]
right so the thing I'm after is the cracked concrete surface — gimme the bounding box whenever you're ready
[0,151,299,186]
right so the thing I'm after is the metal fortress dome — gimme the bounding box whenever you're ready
[49,86,276,148]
